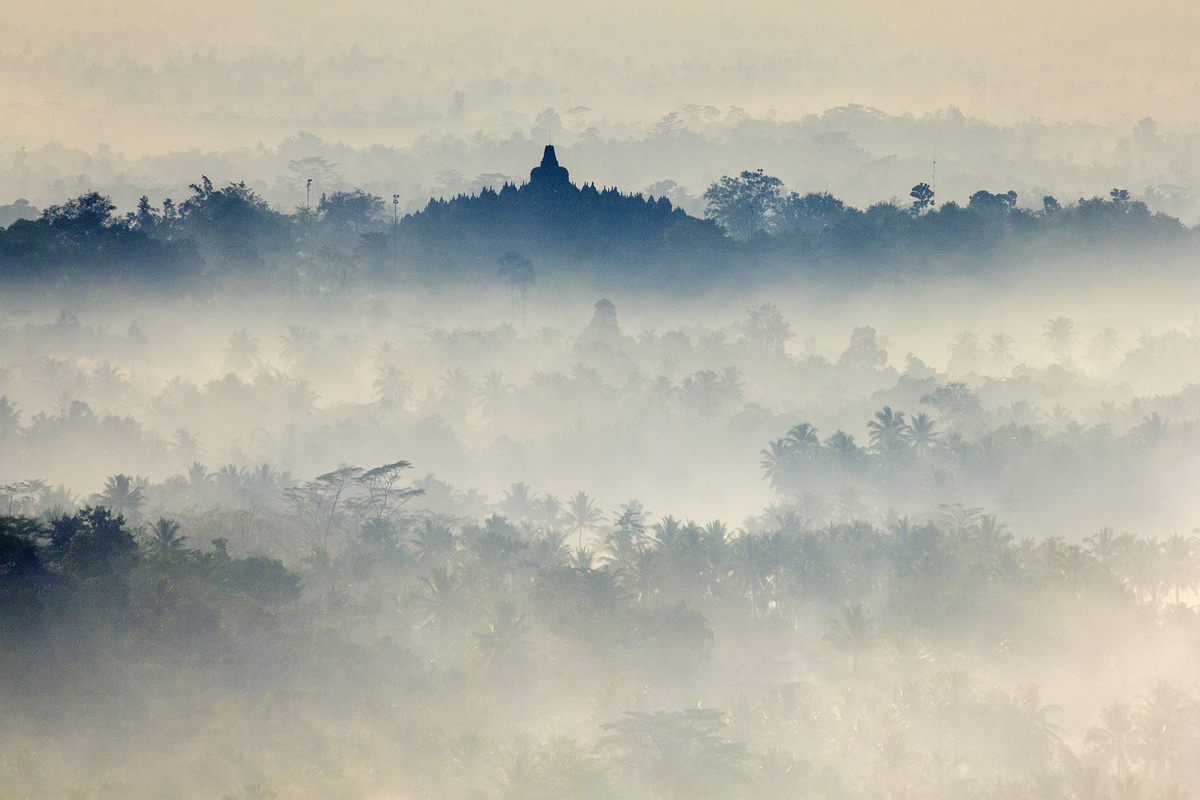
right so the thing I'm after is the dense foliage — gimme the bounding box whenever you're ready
[3,481,1200,799]
[1,294,1200,798]
[0,163,1192,291]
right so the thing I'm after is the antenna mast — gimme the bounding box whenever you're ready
[931,153,937,206]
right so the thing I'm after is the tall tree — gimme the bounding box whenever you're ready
[1085,701,1135,779]
[703,169,784,240]
[97,474,145,521]
[910,182,935,213]
[566,491,605,550]
[147,517,187,552]
[824,603,881,674]
[1043,317,1076,361]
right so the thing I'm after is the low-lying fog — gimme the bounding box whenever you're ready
[3,262,1199,536]
[5,262,1200,800]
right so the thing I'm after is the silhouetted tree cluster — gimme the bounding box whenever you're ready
[3,159,1192,290]
[5,470,1200,798]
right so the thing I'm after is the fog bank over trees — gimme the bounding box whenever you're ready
[7,1,1200,796]
[5,286,1200,799]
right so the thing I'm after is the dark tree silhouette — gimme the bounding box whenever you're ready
[702,169,785,240]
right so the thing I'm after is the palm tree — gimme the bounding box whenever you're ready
[280,325,320,370]
[371,341,397,371]
[529,530,570,568]
[186,462,215,502]
[1161,533,1196,604]
[171,428,201,462]
[571,547,596,571]
[474,598,531,673]
[947,330,983,373]
[222,328,261,374]
[605,501,648,568]
[1089,327,1122,371]
[373,365,412,408]
[988,332,1017,372]
[1083,526,1120,565]
[439,368,477,418]
[730,532,788,614]
[501,482,539,522]
[99,474,145,520]
[566,491,605,549]
[412,565,465,633]
[215,464,247,504]
[679,369,724,417]
[477,371,513,422]
[907,412,939,459]
[977,514,1012,547]
[720,366,746,408]
[410,518,457,569]
[89,362,128,401]
[868,407,909,459]
[824,603,881,674]
[148,517,187,552]
[538,494,565,530]
[1085,701,1135,778]
[495,737,537,796]
[825,430,864,472]
[1136,680,1189,784]
[244,463,283,506]
[760,439,794,492]
[1070,763,1106,800]
[648,375,679,412]
[1043,317,1076,361]
[651,516,682,549]
[595,709,747,800]
[1123,536,1164,606]
[784,422,819,450]
[1009,684,1066,769]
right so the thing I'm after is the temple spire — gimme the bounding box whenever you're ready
[530,145,569,185]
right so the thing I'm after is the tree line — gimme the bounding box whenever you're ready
[0,169,1192,290]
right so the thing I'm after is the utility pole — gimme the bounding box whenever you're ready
[306,178,313,211]
[393,194,400,269]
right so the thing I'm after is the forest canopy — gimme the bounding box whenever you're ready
[0,155,1192,291]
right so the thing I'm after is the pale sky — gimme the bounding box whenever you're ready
[4,0,1200,154]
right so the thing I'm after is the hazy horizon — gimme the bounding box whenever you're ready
[6,0,1200,222]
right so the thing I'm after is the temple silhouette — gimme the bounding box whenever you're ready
[396,144,726,279]
[529,145,570,187]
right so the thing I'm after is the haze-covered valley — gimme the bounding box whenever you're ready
[6,265,1200,798]
[4,272,1200,534]
[6,2,1200,799]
